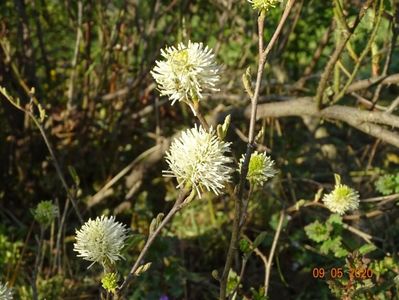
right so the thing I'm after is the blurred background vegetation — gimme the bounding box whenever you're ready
[1,0,399,299]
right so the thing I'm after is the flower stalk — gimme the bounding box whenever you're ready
[219,1,296,298]
[116,188,192,297]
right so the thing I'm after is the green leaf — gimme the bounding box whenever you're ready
[333,247,349,258]
[320,236,348,257]
[375,174,398,195]
[239,239,251,254]
[226,269,240,294]
[305,220,330,243]
[250,286,268,300]
[253,231,267,248]
[68,166,80,186]
[320,238,335,254]
[326,214,342,226]
[359,243,377,255]
[216,114,231,140]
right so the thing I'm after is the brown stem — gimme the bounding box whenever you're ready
[251,97,399,148]
[264,210,285,296]
[117,189,189,297]
[219,1,296,299]
[193,103,210,130]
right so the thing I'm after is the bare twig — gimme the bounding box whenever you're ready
[346,73,399,93]
[264,210,285,296]
[117,189,191,297]
[385,96,399,114]
[219,2,296,299]
[342,223,384,244]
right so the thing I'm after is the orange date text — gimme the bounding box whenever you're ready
[311,267,373,280]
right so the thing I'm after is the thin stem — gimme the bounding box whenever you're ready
[239,184,254,228]
[32,226,45,300]
[208,197,217,226]
[192,103,210,130]
[117,189,190,296]
[264,210,285,296]
[228,257,248,299]
[342,223,373,244]
[219,2,295,299]
[385,96,399,113]
[219,184,242,300]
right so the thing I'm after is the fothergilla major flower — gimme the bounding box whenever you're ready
[163,125,233,197]
[151,41,220,115]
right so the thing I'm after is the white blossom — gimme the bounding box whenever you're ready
[74,216,128,268]
[239,151,277,186]
[322,176,359,215]
[0,282,13,300]
[151,41,220,115]
[163,125,233,197]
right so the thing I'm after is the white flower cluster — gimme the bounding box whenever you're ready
[151,41,220,114]
[163,125,233,197]
[322,176,360,215]
[74,216,128,268]
[239,151,277,186]
[0,282,13,300]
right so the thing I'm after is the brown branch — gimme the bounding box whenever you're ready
[386,96,399,113]
[247,97,399,148]
[346,73,399,93]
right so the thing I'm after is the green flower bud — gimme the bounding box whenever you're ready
[248,0,282,12]
[238,151,277,187]
[32,201,58,227]
[101,272,118,294]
